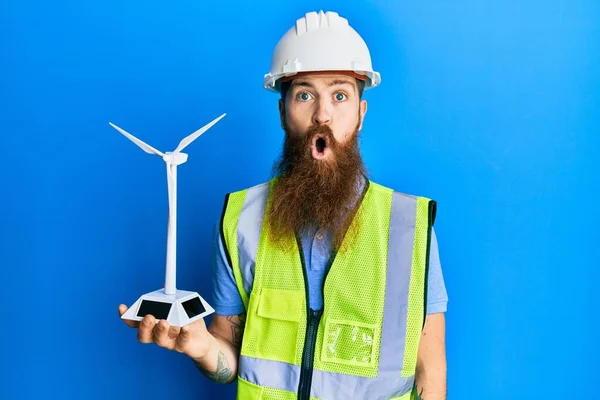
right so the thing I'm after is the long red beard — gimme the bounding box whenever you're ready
[267,121,366,251]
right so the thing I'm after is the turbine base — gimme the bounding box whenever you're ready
[121,289,215,327]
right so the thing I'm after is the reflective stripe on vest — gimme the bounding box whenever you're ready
[221,180,435,400]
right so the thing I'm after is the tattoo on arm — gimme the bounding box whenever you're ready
[199,350,234,384]
[226,313,246,347]
[199,313,246,383]
[412,382,424,400]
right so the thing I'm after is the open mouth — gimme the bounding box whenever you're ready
[311,135,329,159]
[316,137,326,153]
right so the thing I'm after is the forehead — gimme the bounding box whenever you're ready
[289,74,357,90]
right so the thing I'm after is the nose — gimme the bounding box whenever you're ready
[312,98,332,125]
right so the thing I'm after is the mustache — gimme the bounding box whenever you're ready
[296,123,337,149]
[286,123,342,165]
[306,123,333,139]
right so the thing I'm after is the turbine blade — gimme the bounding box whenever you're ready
[109,122,164,156]
[173,113,226,154]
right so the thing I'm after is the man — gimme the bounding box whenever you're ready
[119,10,447,400]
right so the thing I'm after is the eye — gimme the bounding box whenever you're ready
[297,92,312,101]
[334,92,347,102]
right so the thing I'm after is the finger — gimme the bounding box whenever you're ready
[137,315,156,344]
[118,304,127,316]
[174,325,191,353]
[118,304,140,328]
[153,320,175,349]
[168,325,181,340]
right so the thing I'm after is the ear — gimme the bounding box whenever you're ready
[279,98,286,129]
[358,99,368,131]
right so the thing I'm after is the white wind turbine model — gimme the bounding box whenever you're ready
[110,113,225,327]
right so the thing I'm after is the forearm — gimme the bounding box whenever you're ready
[414,312,446,399]
[193,331,239,384]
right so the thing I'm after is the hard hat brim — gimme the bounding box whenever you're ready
[264,70,381,93]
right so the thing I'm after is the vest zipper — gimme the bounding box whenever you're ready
[298,308,322,400]
[296,236,323,400]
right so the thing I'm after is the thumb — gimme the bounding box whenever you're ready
[175,321,211,359]
[118,304,140,328]
[189,315,207,331]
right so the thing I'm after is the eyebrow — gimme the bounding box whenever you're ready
[327,79,355,88]
[291,81,314,88]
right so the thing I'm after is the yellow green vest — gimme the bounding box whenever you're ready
[220,179,436,400]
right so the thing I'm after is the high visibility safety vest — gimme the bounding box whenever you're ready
[220,179,436,400]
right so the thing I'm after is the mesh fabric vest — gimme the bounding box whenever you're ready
[221,179,436,400]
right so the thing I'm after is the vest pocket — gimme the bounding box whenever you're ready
[257,288,302,321]
[251,287,303,364]
[321,318,379,368]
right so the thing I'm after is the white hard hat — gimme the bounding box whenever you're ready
[263,10,381,93]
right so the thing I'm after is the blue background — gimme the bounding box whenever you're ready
[1,0,598,398]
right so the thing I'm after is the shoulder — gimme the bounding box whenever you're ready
[225,180,272,198]
[220,180,272,223]
[368,179,437,224]
[368,179,435,202]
